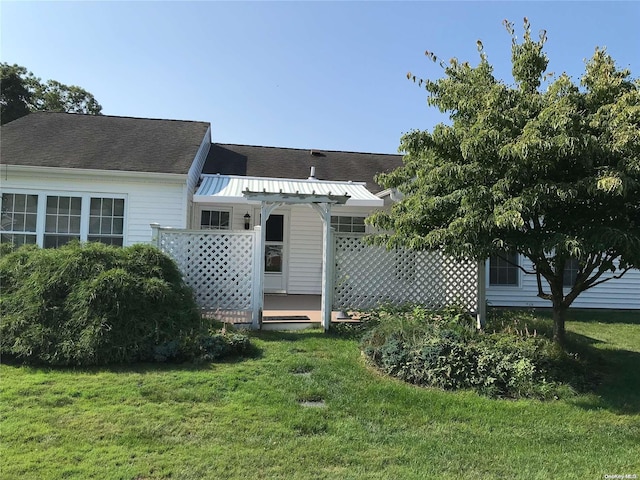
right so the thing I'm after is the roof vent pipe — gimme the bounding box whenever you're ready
[308,166,316,180]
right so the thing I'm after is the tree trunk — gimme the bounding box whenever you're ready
[552,304,567,345]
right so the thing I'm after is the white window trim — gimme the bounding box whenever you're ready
[0,192,39,245]
[330,214,368,234]
[197,206,233,230]
[563,257,580,289]
[1,189,127,247]
[487,253,522,288]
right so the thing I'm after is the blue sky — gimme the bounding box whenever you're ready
[2,1,638,154]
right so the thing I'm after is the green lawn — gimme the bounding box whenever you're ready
[2,311,639,479]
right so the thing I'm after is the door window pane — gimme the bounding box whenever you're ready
[265,245,283,272]
[265,215,284,242]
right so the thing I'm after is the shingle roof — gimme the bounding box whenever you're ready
[203,144,404,194]
[0,112,210,175]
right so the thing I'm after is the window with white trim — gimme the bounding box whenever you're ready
[1,193,38,247]
[331,216,366,233]
[0,191,126,248]
[200,209,231,230]
[489,252,519,286]
[563,258,579,287]
[44,196,82,248]
[88,198,125,246]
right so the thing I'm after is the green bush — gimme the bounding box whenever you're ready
[360,305,581,399]
[153,329,252,363]
[0,242,249,366]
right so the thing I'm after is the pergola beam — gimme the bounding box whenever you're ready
[243,189,350,205]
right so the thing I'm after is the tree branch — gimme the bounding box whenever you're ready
[587,266,632,290]
[495,252,537,275]
[536,272,552,300]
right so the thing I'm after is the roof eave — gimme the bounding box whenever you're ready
[0,164,189,182]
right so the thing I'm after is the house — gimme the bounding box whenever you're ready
[196,143,403,294]
[1,112,638,312]
[486,254,640,310]
[0,112,211,247]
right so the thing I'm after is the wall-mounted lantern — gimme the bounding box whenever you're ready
[244,212,251,230]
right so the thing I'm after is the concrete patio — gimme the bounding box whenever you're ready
[262,294,350,329]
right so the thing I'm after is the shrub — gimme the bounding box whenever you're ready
[154,329,251,363]
[0,242,249,366]
[360,305,582,399]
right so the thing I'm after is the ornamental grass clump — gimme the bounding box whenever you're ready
[360,305,582,399]
[0,242,247,366]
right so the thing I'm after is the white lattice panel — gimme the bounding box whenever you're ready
[333,234,478,312]
[158,230,255,312]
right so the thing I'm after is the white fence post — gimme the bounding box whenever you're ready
[476,260,487,330]
[150,223,161,247]
[252,225,262,329]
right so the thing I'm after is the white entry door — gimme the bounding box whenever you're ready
[263,212,288,293]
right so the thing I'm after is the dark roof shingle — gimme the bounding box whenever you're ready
[203,144,403,193]
[0,112,210,175]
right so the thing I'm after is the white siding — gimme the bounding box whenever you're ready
[486,256,640,310]
[288,204,377,295]
[1,168,187,246]
[193,202,377,295]
[288,206,324,294]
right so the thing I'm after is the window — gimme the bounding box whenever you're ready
[0,191,126,248]
[489,252,519,286]
[89,198,125,246]
[563,258,580,287]
[44,196,82,248]
[1,193,38,247]
[200,209,230,230]
[331,216,366,233]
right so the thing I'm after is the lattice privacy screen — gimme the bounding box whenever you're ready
[333,234,478,312]
[158,230,255,312]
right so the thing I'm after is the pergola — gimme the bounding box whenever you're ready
[242,189,350,330]
[192,173,386,330]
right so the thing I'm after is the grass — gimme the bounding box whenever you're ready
[2,311,640,479]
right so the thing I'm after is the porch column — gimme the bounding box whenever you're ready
[311,203,334,331]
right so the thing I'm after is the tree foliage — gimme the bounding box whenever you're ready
[369,19,640,344]
[1,63,102,124]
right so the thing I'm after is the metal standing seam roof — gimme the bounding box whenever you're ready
[194,174,384,207]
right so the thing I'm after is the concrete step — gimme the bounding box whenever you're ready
[261,315,321,331]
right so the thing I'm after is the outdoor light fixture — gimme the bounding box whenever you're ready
[244,212,251,230]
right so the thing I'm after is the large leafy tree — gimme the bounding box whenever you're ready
[1,63,102,124]
[369,19,640,344]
